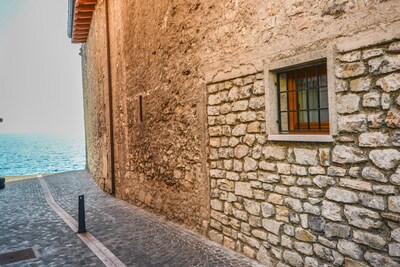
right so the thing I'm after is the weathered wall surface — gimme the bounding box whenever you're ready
[81,0,400,264]
[207,41,400,266]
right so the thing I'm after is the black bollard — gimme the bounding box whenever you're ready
[0,177,5,189]
[78,195,87,233]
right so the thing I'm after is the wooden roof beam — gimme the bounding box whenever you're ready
[75,5,95,12]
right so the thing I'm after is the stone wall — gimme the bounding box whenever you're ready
[207,41,400,266]
[81,0,400,264]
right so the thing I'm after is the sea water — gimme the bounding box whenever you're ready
[0,134,86,176]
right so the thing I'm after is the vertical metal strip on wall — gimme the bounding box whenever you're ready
[105,0,116,195]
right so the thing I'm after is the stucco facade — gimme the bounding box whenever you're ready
[79,0,400,265]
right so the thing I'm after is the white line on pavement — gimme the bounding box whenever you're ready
[37,175,126,267]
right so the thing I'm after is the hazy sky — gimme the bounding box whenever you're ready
[0,0,84,137]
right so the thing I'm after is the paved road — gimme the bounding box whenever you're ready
[0,171,263,266]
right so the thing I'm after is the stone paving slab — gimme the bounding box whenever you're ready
[0,178,101,266]
[1,170,264,266]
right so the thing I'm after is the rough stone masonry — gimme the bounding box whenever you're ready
[207,41,400,266]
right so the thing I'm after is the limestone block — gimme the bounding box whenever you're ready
[259,161,276,171]
[339,51,361,62]
[350,77,370,92]
[332,145,367,164]
[238,111,257,122]
[296,178,312,186]
[388,196,400,213]
[364,251,399,267]
[232,100,249,111]
[281,234,293,249]
[295,228,316,242]
[304,257,319,267]
[373,185,396,195]
[338,114,367,133]
[291,165,307,176]
[369,54,400,74]
[209,230,223,243]
[249,96,265,110]
[367,112,384,128]
[258,172,280,183]
[359,132,390,147]
[327,166,346,176]
[211,199,224,211]
[353,230,386,250]
[233,209,248,221]
[336,62,366,78]
[359,193,385,210]
[261,202,275,218]
[382,93,391,110]
[349,166,360,177]
[319,148,331,167]
[257,245,273,266]
[277,163,291,174]
[289,186,307,199]
[337,94,360,114]
[293,148,318,166]
[234,182,252,198]
[309,166,326,175]
[386,110,400,128]
[335,80,348,92]
[234,145,248,159]
[253,81,264,95]
[376,72,400,92]
[247,121,260,133]
[313,244,334,262]
[243,134,256,146]
[268,193,284,205]
[208,93,221,105]
[304,203,320,215]
[238,85,252,99]
[339,178,373,193]
[369,149,400,170]
[322,200,342,221]
[309,215,325,232]
[226,171,239,181]
[227,138,239,148]
[326,188,358,203]
[232,124,247,136]
[362,49,383,59]
[283,250,303,267]
[325,223,350,238]
[243,199,260,215]
[362,92,380,108]
[284,197,303,212]
[244,157,258,172]
[344,205,382,229]
[391,228,400,242]
[262,219,283,235]
[228,86,239,101]
[220,104,232,115]
[389,243,400,257]
[262,145,286,160]
[337,239,363,260]
[361,166,387,182]
[313,175,336,188]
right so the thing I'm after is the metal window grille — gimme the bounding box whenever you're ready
[277,62,329,134]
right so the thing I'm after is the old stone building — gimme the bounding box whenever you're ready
[69,0,400,266]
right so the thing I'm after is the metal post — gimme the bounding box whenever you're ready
[78,195,86,233]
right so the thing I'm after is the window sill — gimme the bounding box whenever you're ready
[267,134,334,143]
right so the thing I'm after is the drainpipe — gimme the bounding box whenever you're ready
[105,0,116,195]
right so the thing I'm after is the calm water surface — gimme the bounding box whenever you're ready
[0,134,86,176]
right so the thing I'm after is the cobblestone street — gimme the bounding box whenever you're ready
[0,171,263,266]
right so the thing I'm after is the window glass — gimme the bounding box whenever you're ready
[277,62,329,134]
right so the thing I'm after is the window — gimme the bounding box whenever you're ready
[264,49,337,142]
[277,63,329,134]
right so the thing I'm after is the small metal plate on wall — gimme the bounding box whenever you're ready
[0,248,36,265]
